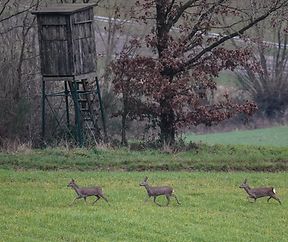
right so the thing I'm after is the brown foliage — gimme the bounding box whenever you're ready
[111,0,286,144]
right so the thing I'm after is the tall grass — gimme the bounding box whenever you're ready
[0,170,287,242]
[0,144,288,171]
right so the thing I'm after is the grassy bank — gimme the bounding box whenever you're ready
[0,144,288,172]
[0,170,287,242]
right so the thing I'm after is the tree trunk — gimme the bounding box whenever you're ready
[159,98,175,145]
[121,116,128,146]
[121,88,128,146]
[155,2,175,145]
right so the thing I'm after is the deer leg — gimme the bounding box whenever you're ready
[165,195,170,206]
[144,196,149,203]
[153,196,162,207]
[100,194,110,206]
[70,196,81,205]
[171,194,181,205]
[272,195,282,205]
[92,195,101,205]
[248,195,257,203]
[246,196,254,203]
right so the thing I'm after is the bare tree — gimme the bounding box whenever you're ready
[0,0,41,144]
[94,0,150,145]
[235,1,288,120]
[0,0,38,23]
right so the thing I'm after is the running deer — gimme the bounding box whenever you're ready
[67,179,109,205]
[139,176,181,206]
[239,178,281,204]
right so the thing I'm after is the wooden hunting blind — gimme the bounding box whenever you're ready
[32,3,97,77]
[32,4,106,146]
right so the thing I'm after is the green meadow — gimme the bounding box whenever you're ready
[0,170,287,242]
[1,126,288,241]
[185,126,288,147]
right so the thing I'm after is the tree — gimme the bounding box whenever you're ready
[0,0,41,144]
[112,0,288,145]
[235,2,288,119]
[95,0,151,145]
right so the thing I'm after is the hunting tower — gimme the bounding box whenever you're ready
[32,4,106,146]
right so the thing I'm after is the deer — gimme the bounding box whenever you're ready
[139,176,181,206]
[239,178,281,204]
[67,179,109,205]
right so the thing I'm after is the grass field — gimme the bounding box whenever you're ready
[185,126,288,147]
[0,170,287,242]
[1,127,288,241]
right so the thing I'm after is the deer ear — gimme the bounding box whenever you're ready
[244,178,247,183]
[71,178,74,182]
[144,176,148,181]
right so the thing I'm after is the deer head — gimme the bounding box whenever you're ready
[239,178,248,189]
[67,179,76,187]
[139,176,148,186]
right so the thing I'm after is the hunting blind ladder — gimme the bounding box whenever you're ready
[32,3,106,146]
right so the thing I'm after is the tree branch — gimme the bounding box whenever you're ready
[166,0,200,30]
[0,2,38,23]
[184,0,226,43]
[180,0,288,72]
[0,0,11,17]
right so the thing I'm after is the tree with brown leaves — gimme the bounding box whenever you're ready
[112,0,288,145]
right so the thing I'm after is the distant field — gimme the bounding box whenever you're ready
[185,126,288,147]
[0,170,287,242]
